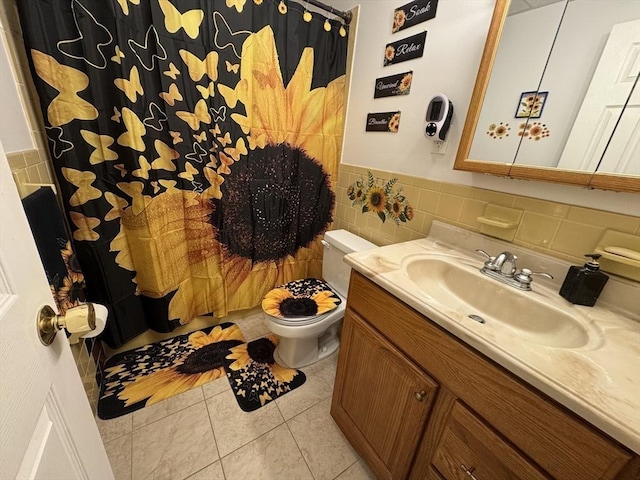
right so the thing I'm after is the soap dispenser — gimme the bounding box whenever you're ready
[559,254,609,307]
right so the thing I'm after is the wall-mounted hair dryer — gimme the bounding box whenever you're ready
[424,93,453,141]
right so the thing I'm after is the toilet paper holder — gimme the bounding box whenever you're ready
[37,303,97,346]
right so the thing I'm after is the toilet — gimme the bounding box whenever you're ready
[262,230,375,368]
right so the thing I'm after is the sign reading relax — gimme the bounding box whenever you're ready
[383,31,427,66]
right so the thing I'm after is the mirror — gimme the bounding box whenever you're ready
[454,0,640,193]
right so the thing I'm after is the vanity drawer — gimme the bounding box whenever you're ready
[432,401,548,480]
[347,271,632,479]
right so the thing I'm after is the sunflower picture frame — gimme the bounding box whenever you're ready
[515,91,548,119]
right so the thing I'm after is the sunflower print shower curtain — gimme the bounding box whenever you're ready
[18,0,348,348]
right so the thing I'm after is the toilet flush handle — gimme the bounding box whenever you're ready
[321,240,331,249]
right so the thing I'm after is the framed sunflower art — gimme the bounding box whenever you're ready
[515,91,548,118]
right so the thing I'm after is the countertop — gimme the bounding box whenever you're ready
[343,222,640,454]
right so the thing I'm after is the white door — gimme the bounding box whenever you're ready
[0,144,113,480]
[558,19,640,173]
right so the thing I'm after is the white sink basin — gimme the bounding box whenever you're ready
[403,255,599,349]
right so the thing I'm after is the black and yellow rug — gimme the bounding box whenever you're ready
[97,323,305,419]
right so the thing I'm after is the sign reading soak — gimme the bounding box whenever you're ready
[384,31,426,66]
[366,111,402,132]
[392,0,439,33]
[374,71,413,98]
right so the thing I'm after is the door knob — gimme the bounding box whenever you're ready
[37,303,96,346]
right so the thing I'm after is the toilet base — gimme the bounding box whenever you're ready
[275,321,341,368]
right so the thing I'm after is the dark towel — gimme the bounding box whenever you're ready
[22,187,86,313]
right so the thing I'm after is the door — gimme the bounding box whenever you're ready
[331,310,438,480]
[0,144,113,480]
[558,19,640,173]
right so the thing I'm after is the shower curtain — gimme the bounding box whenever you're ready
[18,0,348,348]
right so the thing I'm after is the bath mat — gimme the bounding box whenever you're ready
[97,323,305,419]
[224,334,306,412]
[262,278,341,318]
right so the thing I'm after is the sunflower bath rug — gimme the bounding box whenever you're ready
[97,323,305,419]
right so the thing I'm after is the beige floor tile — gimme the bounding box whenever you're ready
[185,461,225,480]
[202,376,231,399]
[132,387,204,429]
[206,388,284,457]
[275,374,333,421]
[335,459,377,480]
[105,433,132,480]
[131,402,218,480]
[287,398,357,480]
[235,311,271,341]
[96,412,133,444]
[221,424,313,480]
[302,351,339,388]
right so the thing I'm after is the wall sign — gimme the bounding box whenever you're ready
[374,71,413,98]
[366,111,401,132]
[384,31,426,66]
[392,0,438,33]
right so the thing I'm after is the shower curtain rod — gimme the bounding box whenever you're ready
[301,0,353,24]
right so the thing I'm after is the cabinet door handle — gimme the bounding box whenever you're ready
[414,390,426,401]
[460,464,479,480]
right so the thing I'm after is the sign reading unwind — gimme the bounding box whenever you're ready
[374,71,413,98]
[383,31,427,66]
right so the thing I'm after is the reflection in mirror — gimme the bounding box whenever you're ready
[469,0,640,173]
[514,0,640,172]
[454,0,640,192]
[468,0,566,165]
[596,75,640,175]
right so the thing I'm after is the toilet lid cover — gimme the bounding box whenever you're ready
[262,278,342,320]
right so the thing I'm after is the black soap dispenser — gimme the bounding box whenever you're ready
[559,254,609,307]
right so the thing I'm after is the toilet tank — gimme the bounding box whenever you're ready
[322,230,376,297]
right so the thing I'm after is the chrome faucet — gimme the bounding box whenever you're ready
[475,249,553,291]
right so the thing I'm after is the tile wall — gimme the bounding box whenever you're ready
[0,2,51,169]
[333,164,640,267]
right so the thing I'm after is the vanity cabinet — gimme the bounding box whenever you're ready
[331,310,438,479]
[331,271,638,480]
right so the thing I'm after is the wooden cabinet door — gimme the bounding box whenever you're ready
[431,402,549,480]
[331,310,438,480]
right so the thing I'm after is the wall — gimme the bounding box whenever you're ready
[0,2,55,187]
[325,0,640,216]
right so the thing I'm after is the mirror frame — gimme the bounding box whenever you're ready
[453,0,640,194]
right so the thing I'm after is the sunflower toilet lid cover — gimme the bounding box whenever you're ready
[262,278,342,320]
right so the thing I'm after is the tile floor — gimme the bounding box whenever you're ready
[95,311,376,480]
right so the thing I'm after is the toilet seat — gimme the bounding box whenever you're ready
[262,278,342,327]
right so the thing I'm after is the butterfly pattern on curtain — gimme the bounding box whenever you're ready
[18,0,349,348]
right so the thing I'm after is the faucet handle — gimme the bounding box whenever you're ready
[514,268,554,288]
[475,249,493,261]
